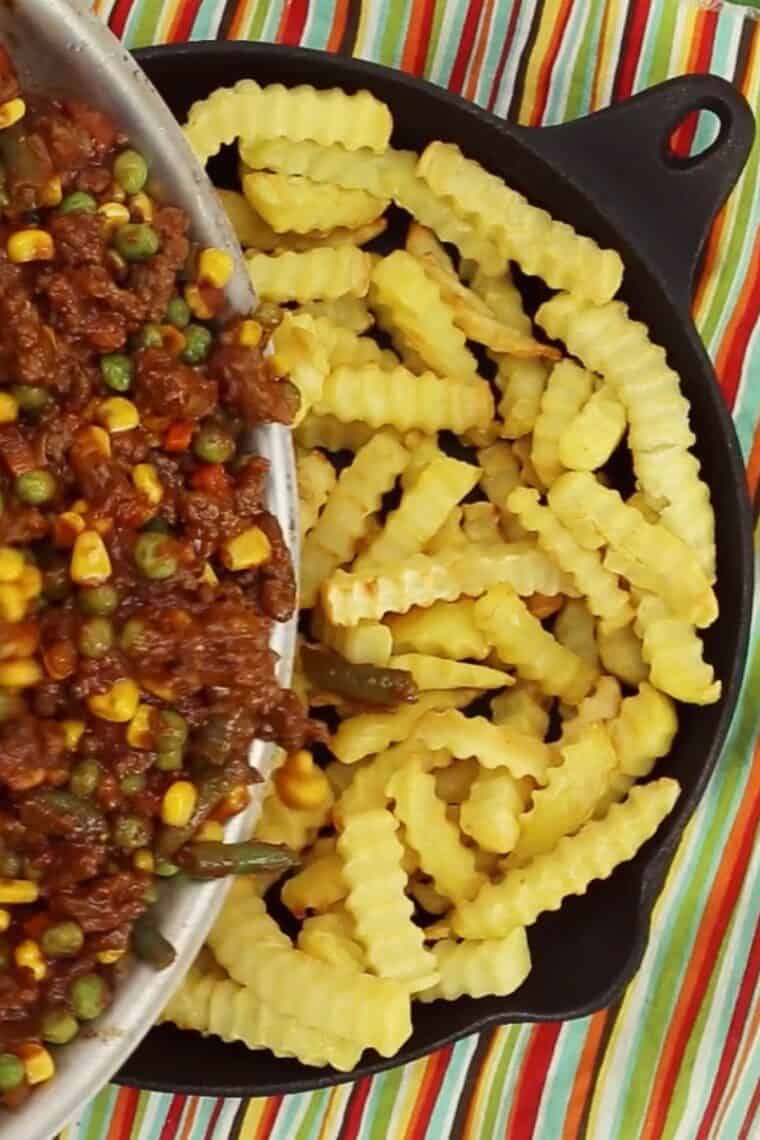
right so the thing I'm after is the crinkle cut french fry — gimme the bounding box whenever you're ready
[242,171,388,234]
[507,723,617,867]
[331,690,477,765]
[300,430,409,607]
[387,761,485,901]
[413,709,552,783]
[476,443,530,541]
[400,435,445,491]
[239,137,505,273]
[609,682,678,778]
[185,80,392,161]
[453,779,680,939]
[271,312,329,425]
[370,251,478,379]
[255,782,335,852]
[297,449,336,540]
[466,265,533,333]
[474,584,596,704]
[338,809,439,990]
[634,593,721,705]
[389,654,513,691]
[216,188,281,251]
[508,487,633,631]
[334,742,448,822]
[312,608,392,666]
[316,364,494,436]
[354,455,480,571]
[417,928,531,1002]
[298,911,365,973]
[246,246,371,303]
[497,356,551,440]
[405,221,456,271]
[295,413,374,453]
[408,875,450,916]
[386,599,491,661]
[461,503,503,546]
[490,683,551,740]
[558,385,627,472]
[417,141,623,304]
[560,675,622,744]
[426,507,467,555]
[281,852,347,917]
[554,599,601,672]
[597,620,649,686]
[460,768,524,854]
[298,300,375,337]
[322,544,568,627]
[536,293,715,581]
[435,755,480,805]
[531,359,594,487]
[548,471,717,629]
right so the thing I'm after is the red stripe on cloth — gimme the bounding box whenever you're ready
[530,0,574,125]
[279,0,310,46]
[696,918,760,1139]
[670,9,719,156]
[338,1075,373,1140]
[109,0,134,40]
[746,420,760,502]
[402,0,437,76]
[169,0,204,43]
[256,1095,283,1140]
[158,1095,188,1140]
[326,0,350,53]
[738,1070,760,1140]
[404,1046,453,1139]
[715,232,760,410]
[640,750,760,1140]
[486,0,523,112]
[105,1087,140,1140]
[504,1023,563,1139]
[449,0,485,94]
[613,0,652,101]
[202,1098,225,1140]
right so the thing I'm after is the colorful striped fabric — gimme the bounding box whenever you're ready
[62,2,759,1137]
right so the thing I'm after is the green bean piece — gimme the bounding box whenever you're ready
[114,222,159,262]
[41,1009,79,1045]
[78,616,114,659]
[181,324,212,365]
[154,709,188,753]
[112,814,152,851]
[68,973,107,1021]
[165,296,190,329]
[119,616,146,653]
[131,914,176,970]
[155,747,184,772]
[0,851,20,877]
[24,789,107,842]
[136,322,163,349]
[301,644,419,706]
[41,921,84,959]
[69,759,101,799]
[113,149,148,195]
[15,469,56,505]
[0,690,23,723]
[133,532,178,580]
[177,840,299,880]
[193,423,235,464]
[78,584,119,616]
[10,384,51,411]
[58,191,97,214]
[119,772,146,795]
[100,352,133,393]
[0,1053,24,1092]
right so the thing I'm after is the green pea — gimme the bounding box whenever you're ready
[41,921,84,959]
[41,1009,79,1045]
[120,772,146,795]
[155,859,179,878]
[155,747,184,772]
[78,616,114,659]
[100,352,133,393]
[193,423,235,465]
[15,469,56,505]
[113,149,148,195]
[112,814,151,851]
[114,223,159,262]
[0,1052,24,1092]
[0,851,20,877]
[69,759,100,799]
[78,584,119,617]
[119,617,146,653]
[68,973,107,1021]
[0,690,23,724]
[154,709,188,753]
[133,532,177,580]
[181,324,213,365]
[137,323,163,349]
[0,937,9,971]
[141,516,171,535]
[58,191,97,215]
[165,296,190,329]
[11,384,50,412]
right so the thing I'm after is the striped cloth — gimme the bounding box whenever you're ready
[62,2,759,1138]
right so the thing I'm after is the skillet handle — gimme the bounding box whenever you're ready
[514,75,755,313]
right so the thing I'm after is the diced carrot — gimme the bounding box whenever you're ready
[164,420,193,452]
[191,463,231,496]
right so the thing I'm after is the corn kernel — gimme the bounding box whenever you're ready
[0,658,43,688]
[0,879,39,904]
[161,780,198,827]
[220,526,271,571]
[238,319,262,348]
[97,397,140,434]
[39,176,63,207]
[17,1043,55,1086]
[275,750,331,810]
[129,192,154,222]
[157,324,186,356]
[88,678,140,723]
[14,939,47,980]
[200,561,218,587]
[7,229,54,263]
[0,98,25,129]
[132,463,163,506]
[184,283,214,320]
[73,499,89,515]
[126,703,154,749]
[96,948,125,964]
[133,848,155,873]
[0,392,19,424]
[198,248,234,289]
[62,720,85,750]
[97,201,131,234]
[78,426,112,458]
[0,547,24,583]
[214,783,250,821]
[70,530,112,586]
[0,908,10,932]
[195,820,224,842]
[0,584,26,622]
[56,510,87,546]
[17,564,42,601]
[140,676,175,701]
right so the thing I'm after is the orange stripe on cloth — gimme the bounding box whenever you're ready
[326,0,350,53]
[715,230,760,409]
[464,0,496,102]
[561,1011,609,1140]
[402,0,436,76]
[105,1087,140,1140]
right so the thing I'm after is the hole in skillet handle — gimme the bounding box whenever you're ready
[514,74,755,315]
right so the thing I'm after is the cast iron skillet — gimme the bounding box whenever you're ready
[121,43,755,1096]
